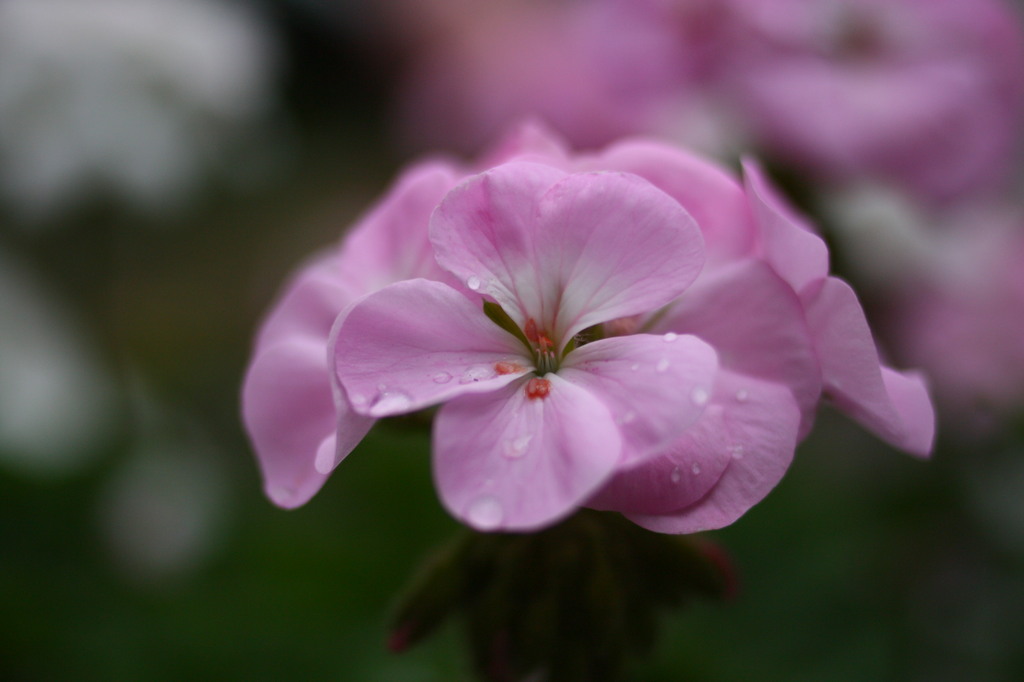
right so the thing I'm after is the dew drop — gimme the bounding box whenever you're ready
[630,363,640,372]
[730,444,745,460]
[432,371,453,384]
[656,358,670,373]
[691,387,710,405]
[370,389,413,415]
[670,466,682,484]
[467,275,482,291]
[466,496,504,530]
[663,332,678,342]
[502,435,532,459]
[691,462,702,475]
[735,389,749,402]
[350,393,367,406]
[459,366,492,384]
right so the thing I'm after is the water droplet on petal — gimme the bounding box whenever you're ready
[691,462,702,475]
[370,389,413,415]
[466,496,504,530]
[656,358,670,373]
[735,389,749,402]
[691,387,710,405]
[466,275,482,291]
[349,393,367,406]
[630,363,640,372]
[432,371,453,384]
[502,435,532,459]
[663,332,678,342]
[670,467,682,484]
[730,445,745,460]
[459,366,492,384]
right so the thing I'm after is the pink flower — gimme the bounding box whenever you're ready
[245,124,934,532]
[720,0,1024,202]
[337,126,932,532]
[333,162,718,531]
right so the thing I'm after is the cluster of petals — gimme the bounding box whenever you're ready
[243,125,933,533]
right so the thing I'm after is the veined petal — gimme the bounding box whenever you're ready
[434,374,622,532]
[743,158,829,294]
[431,162,705,347]
[651,260,822,436]
[430,161,568,328]
[242,339,373,509]
[558,333,718,464]
[333,279,531,418]
[540,171,705,342]
[618,373,801,533]
[803,276,935,457]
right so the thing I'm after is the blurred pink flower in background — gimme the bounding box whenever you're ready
[721,0,1024,203]
[390,0,1024,205]
[393,0,683,154]
[829,188,1024,432]
[244,124,934,532]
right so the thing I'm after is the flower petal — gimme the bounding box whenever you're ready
[333,279,531,418]
[617,372,801,533]
[587,140,755,262]
[433,374,622,531]
[242,340,373,509]
[558,333,718,464]
[743,158,829,294]
[252,253,351,354]
[651,260,822,435]
[802,276,935,457]
[431,162,705,347]
[334,160,464,294]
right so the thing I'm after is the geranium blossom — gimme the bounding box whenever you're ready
[333,163,718,530]
[245,124,934,532]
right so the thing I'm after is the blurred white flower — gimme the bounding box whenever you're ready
[0,0,281,221]
[0,248,116,474]
[98,389,230,583]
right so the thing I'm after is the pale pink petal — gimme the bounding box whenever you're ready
[333,279,531,418]
[242,340,373,509]
[539,171,705,341]
[618,373,801,533]
[430,161,568,328]
[335,160,464,294]
[743,159,829,294]
[433,374,622,531]
[253,253,351,355]
[803,276,935,457]
[431,162,705,346]
[476,119,573,169]
[585,140,755,261]
[651,260,822,435]
[558,333,718,464]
